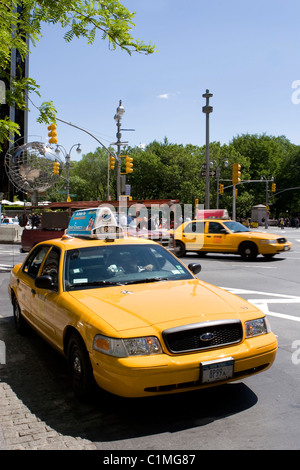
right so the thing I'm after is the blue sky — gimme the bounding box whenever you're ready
[28,0,300,160]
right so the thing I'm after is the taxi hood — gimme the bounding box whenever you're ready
[67,279,257,334]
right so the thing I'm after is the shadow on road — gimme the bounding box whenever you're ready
[0,316,258,444]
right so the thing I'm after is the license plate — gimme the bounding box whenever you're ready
[200,358,234,384]
[284,245,289,251]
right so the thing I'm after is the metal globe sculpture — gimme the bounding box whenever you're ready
[5,139,62,198]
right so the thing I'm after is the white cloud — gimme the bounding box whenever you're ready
[157,91,180,100]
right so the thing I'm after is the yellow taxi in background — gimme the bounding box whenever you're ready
[174,219,292,260]
[8,208,278,399]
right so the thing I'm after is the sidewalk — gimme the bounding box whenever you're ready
[0,317,96,450]
[0,382,96,450]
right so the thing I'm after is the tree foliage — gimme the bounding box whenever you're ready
[50,133,300,219]
[0,0,156,149]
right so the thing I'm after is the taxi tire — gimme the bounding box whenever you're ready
[67,334,94,399]
[175,241,186,257]
[239,242,258,261]
[13,297,28,335]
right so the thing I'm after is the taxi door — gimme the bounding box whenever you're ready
[204,221,232,252]
[16,245,51,324]
[182,221,205,251]
[30,246,62,349]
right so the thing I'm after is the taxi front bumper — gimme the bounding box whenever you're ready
[258,241,292,255]
[90,333,278,397]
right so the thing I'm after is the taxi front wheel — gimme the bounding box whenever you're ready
[239,242,258,261]
[67,334,95,399]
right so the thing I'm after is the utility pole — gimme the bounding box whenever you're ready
[202,89,213,209]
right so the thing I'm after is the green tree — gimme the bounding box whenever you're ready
[128,140,205,203]
[70,147,110,201]
[273,145,300,216]
[230,133,298,217]
[0,0,155,150]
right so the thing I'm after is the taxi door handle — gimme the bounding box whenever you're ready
[206,235,211,238]
[31,288,36,295]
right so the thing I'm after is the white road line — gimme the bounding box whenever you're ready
[222,287,300,299]
[221,287,300,323]
[248,301,300,322]
[231,265,276,268]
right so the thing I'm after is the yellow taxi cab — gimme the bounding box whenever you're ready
[174,219,292,260]
[8,207,278,398]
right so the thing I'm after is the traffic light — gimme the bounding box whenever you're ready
[109,156,115,170]
[219,183,224,194]
[53,161,60,175]
[232,163,241,185]
[48,123,57,144]
[272,183,276,192]
[125,155,133,174]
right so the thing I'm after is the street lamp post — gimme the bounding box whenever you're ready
[260,175,273,229]
[202,89,213,209]
[114,100,126,200]
[214,160,228,209]
[55,143,81,201]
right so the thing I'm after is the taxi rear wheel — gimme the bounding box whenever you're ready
[13,297,28,335]
[67,334,94,399]
[175,241,186,257]
[239,242,258,261]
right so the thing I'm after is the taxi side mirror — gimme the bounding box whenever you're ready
[188,263,201,275]
[35,275,57,290]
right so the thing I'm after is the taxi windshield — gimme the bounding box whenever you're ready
[223,221,250,233]
[65,244,193,290]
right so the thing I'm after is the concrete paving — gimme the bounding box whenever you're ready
[0,317,96,450]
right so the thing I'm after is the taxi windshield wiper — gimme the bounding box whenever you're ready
[122,277,168,285]
[69,280,124,289]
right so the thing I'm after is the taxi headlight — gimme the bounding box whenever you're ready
[260,239,276,245]
[245,317,271,338]
[93,334,162,357]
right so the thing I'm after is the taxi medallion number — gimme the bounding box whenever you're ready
[201,358,234,384]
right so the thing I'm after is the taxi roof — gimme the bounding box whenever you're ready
[183,218,234,223]
[42,234,157,251]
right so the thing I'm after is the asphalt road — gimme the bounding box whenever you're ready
[0,227,300,451]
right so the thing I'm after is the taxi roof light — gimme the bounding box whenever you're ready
[66,206,124,241]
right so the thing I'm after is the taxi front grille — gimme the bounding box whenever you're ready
[162,320,243,354]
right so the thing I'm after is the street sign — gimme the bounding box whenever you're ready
[201,170,216,177]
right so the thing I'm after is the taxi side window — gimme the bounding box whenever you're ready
[184,222,204,233]
[41,247,60,285]
[208,222,224,234]
[22,245,50,278]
